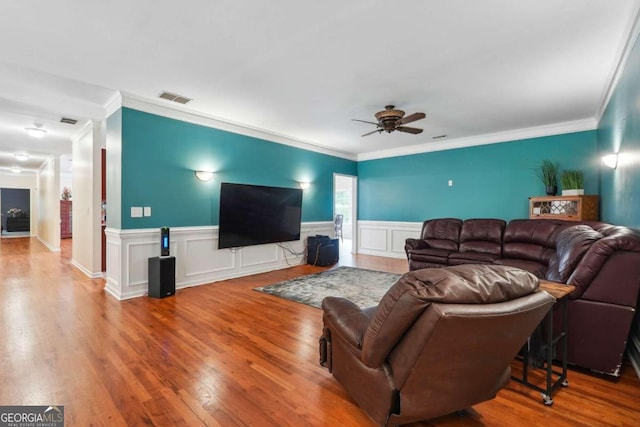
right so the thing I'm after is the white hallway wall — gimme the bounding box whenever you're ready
[37,158,60,251]
[71,122,105,277]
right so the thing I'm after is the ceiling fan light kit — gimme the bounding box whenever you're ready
[354,105,426,137]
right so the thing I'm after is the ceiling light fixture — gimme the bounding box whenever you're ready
[10,166,22,173]
[14,153,29,161]
[194,170,214,182]
[25,123,47,138]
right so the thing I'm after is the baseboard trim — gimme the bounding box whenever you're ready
[71,259,104,279]
[36,236,60,252]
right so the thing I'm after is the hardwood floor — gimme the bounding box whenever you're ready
[1,237,638,426]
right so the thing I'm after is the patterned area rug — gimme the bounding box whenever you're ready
[254,266,402,309]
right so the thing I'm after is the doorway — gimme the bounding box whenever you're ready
[333,174,357,256]
[0,188,31,237]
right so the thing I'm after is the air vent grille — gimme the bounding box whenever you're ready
[159,91,192,104]
[60,117,78,125]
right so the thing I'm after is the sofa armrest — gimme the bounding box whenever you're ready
[405,238,429,253]
[322,297,372,349]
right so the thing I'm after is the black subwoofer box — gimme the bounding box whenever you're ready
[148,256,176,298]
[307,235,339,266]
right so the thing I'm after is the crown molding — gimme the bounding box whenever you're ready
[104,91,123,118]
[71,120,94,143]
[357,118,598,161]
[596,7,640,122]
[117,92,357,161]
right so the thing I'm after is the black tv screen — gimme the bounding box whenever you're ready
[218,182,303,249]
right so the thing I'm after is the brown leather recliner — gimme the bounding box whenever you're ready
[319,265,555,426]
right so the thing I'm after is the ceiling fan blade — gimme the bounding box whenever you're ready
[398,112,426,125]
[352,119,379,125]
[396,126,423,134]
[361,129,383,137]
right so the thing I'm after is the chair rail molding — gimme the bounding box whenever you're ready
[104,222,333,300]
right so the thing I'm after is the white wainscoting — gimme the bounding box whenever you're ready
[104,222,333,300]
[357,220,422,259]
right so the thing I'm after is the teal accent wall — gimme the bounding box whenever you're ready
[358,131,598,222]
[118,108,356,229]
[597,31,640,228]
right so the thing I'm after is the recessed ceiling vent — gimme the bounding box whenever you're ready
[159,91,192,104]
[60,117,78,125]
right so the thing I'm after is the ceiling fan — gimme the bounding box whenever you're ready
[353,105,426,137]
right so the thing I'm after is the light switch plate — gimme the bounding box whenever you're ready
[131,207,143,218]
[143,207,151,217]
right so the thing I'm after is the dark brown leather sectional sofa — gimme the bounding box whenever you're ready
[404,218,640,376]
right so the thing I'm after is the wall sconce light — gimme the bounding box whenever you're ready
[601,153,618,169]
[14,153,29,161]
[25,124,47,138]
[194,170,214,182]
[298,181,310,190]
[10,166,22,173]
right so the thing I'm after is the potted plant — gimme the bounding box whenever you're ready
[536,160,559,196]
[561,170,584,196]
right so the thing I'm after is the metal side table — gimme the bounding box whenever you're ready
[512,281,575,406]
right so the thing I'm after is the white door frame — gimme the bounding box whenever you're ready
[333,173,357,253]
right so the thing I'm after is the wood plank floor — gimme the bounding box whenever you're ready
[1,237,638,426]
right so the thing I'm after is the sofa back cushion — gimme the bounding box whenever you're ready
[547,225,603,283]
[459,219,506,256]
[567,229,640,300]
[502,219,566,264]
[360,264,539,368]
[420,218,462,251]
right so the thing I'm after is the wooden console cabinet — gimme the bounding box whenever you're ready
[61,200,72,238]
[529,195,599,221]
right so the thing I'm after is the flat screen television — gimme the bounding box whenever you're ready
[218,182,303,249]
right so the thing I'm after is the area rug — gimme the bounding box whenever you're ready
[254,266,402,309]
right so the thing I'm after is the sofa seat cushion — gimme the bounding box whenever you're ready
[449,251,500,265]
[492,258,547,278]
[409,261,448,270]
[408,247,451,263]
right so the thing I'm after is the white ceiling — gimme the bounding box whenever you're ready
[1,0,639,173]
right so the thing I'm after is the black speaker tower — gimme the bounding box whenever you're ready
[148,256,176,298]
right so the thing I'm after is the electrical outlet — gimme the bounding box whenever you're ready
[448,180,453,187]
